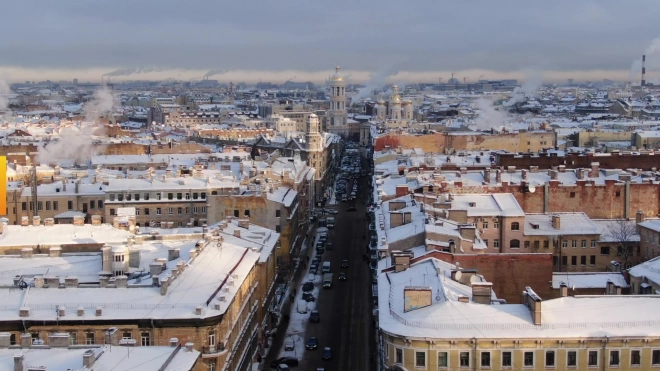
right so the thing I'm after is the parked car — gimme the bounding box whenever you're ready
[302,281,314,292]
[277,365,291,371]
[322,347,333,360]
[284,339,295,351]
[270,357,299,368]
[302,292,316,302]
[310,264,318,274]
[309,310,320,323]
[341,259,349,268]
[346,206,357,212]
[306,337,318,350]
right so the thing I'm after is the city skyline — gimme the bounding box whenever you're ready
[2,1,660,83]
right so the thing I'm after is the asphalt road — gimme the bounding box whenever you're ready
[301,172,375,370]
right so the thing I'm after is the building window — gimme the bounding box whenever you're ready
[114,255,124,262]
[202,206,206,213]
[193,207,199,214]
[545,350,555,367]
[45,201,51,210]
[610,350,620,366]
[510,239,520,249]
[144,208,150,215]
[90,200,96,209]
[69,332,77,345]
[193,193,198,199]
[276,210,281,218]
[562,240,568,248]
[135,194,140,201]
[533,241,539,249]
[98,200,103,208]
[208,330,216,348]
[122,331,132,339]
[570,192,576,198]
[177,207,182,214]
[234,209,239,217]
[110,209,115,216]
[135,209,140,216]
[588,350,598,366]
[481,352,491,367]
[653,350,660,365]
[511,222,519,231]
[109,194,115,201]
[524,351,534,367]
[168,207,173,215]
[590,255,596,265]
[185,193,190,200]
[9,334,15,345]
[141,332,150,346]
[567,350,577,367]
[21,202,26,211]
[494,221,500,229]
[581,256,587,265]
[177,193,182,200]
[601,246,610,255]
[460,352,470,367]
[572,240,577,248]
[276,225,281,233]
[126,194,131,201]
[86,333,94,344]
[591,240,597,248]
[493,239,500,249]
[208,360,216,371]
[502,351,512,367]
[571,256,577,266]
[395,348,403,364]
[483,239,488,248]
[37,201,42,211]
[631,350,641,366]
[524,240,530,249]
[482,221,488,229]
[156,208,161,215]
[201,192,206,199]
[438,352,448,368]
[167,193,173,200]
[581,240,587,248]
[156,193,162,200]
[415,351,425,367]
[118,194,124,201]
[244,209,250,217]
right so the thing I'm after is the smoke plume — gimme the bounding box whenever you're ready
[38,125,100,164]
[0,74,12,119]
[473,98,509,131]
[503,69,543,106]
[353,66,401,101]
[204,69,230,79]
[84,87,115,122]
[103,66,167,77]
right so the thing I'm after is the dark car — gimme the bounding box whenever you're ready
[270,357,299,368]
[302,281,314,293]
[302,292,316,302]
[309,310,320,323]
[310,264,318,274]
[306,336,318,350]
[326,242,333,250]
[338,272,347,281]
[312,256,321,265]
[341,259,349,268]
[346,206,357,212]
[316,247,325,255]
[322,347,332,360]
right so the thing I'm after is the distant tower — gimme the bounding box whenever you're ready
[328,66,348,137]
[73,78,78,86]
[642,55,646,87]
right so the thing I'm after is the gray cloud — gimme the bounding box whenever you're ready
[0,0,659,76]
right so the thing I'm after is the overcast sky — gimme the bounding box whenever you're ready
[1,0,660,82]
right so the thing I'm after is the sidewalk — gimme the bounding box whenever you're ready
[260,224,318,369]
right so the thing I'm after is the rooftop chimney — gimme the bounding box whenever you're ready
[642,55,647,87]
[551,215,561,230]
[559,282,568,297]
[471,282,493,305]
[523,287,542,325]
[13,354,23,371]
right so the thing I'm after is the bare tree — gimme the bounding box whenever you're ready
[606,219,639,269]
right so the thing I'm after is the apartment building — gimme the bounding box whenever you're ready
[0,217,279,371]
[104,173,240,227]
[379,253,660,371]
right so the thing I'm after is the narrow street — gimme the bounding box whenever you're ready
[264,153,375,371]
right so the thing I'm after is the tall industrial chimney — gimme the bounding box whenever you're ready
[642,55,646,87]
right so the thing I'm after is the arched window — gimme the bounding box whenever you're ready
[510,239,520,249]
[511,222,520,231]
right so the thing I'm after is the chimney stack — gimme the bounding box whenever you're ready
[642,55,647,87]
[559,282,568,297]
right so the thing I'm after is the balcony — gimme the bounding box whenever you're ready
[202,343,227,357]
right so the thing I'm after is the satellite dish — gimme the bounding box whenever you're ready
[528,185,536,193]
[470,275,479,284]
[454,271,463,281]
[34,277,44,288]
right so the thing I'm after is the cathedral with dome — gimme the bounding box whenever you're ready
[373,85,414,128]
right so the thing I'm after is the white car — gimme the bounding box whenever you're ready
[325,209,338,214]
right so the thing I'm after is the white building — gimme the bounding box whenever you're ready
[327,66,349,137]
